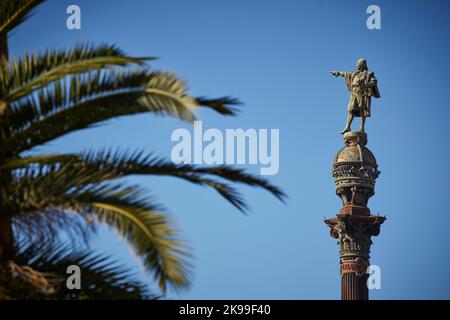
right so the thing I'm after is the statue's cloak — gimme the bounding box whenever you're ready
[343,70,380,117]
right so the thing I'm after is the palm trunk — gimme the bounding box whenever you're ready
[0,32,7,62]
[0,32,13,262]
[0,216,14,262]
[0,32,8,116]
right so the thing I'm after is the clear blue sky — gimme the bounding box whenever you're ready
[9,0,450,299]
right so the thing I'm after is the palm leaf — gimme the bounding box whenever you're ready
[0,0,44,35]
[3,165,192,292]
[1,43,151,102]
[4,241,157,299]
[1,71,240,155]
[2,150,286,212]
[195,96,241,116]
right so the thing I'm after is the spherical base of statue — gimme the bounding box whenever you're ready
[325,131,386,300]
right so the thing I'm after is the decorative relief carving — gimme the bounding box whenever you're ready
[325,215,385,260]
[340,258,369,277]
[332,133,380,207]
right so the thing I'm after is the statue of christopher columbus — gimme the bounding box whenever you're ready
[331,58,380,134]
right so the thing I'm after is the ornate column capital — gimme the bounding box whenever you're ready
[325,214,385,260]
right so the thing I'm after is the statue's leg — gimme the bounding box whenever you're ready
[360,115,366,132]
[340,113,353,134]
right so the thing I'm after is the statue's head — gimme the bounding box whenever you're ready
[357,58,368,71]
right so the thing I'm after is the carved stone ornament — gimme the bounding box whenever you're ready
[332,132,380,207]
[325,215,385,260]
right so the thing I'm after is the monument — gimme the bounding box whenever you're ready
[326,59,385,300]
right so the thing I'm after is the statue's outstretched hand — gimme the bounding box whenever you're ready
[331,71,339,77]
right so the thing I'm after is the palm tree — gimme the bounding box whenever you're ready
[0,0,285,299]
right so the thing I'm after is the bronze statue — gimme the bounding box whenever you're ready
[331,58,380,134]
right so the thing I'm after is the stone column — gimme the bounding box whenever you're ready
[325,132,386,300]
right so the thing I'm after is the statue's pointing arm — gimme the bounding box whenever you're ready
[331,71,349,77]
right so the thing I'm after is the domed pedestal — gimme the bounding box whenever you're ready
[332,131,379,208]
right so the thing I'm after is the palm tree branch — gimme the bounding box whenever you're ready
[1,72,241,156]
[3,167,191,292]
[81,192,191,292]
[9,241,158,299]
[3,68,152,133]
[0,43,152,98]
[195,96,241,116]
[2,150,285,212]
[0,0,45,34]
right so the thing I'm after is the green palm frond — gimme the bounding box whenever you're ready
[1,43,151,101]
[195,96,241,116]
[1,70,240,155]
[4,68,153,133]
[91,195,191,292]
[12,209,95,254]
[0,0,44,35]
[2,150,285,212]
[2,70,192,152]
[4,241,157,299]
[4,165,191,292]
[0,154,77,169]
